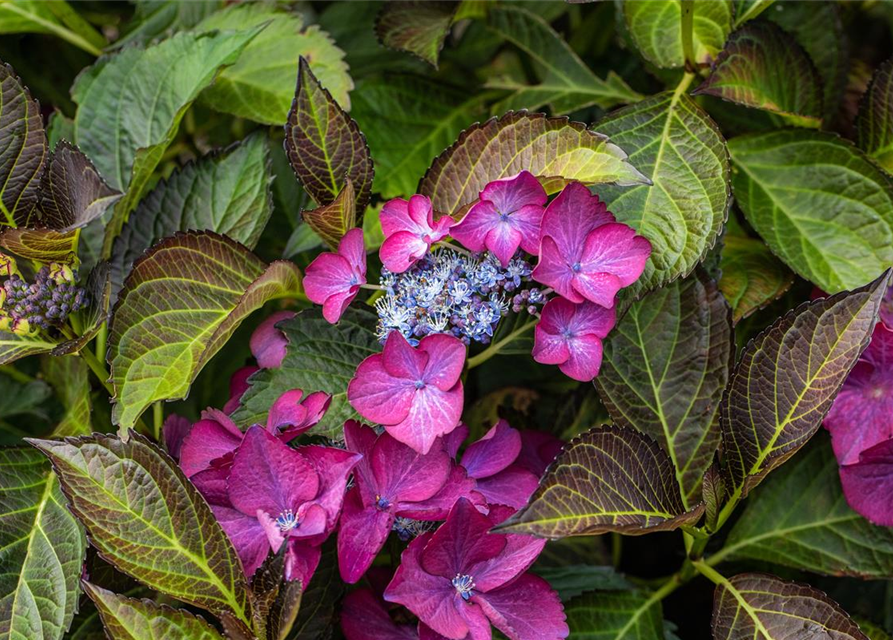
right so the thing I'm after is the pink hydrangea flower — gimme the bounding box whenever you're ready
[342,588,419,640]
[222,365,260,414]
[532,182,651,307]
[384,499,568,640]
[348,331,465,454]
[380,195,452,273]
[304,228,367,323]
[450,171,547,267]
[337,421,478,584]
[532,297,617,382]
[250,311,295,368]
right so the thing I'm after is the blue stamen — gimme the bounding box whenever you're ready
[276,509,299,532]
[376,495,391,510]
[452,574,475,601]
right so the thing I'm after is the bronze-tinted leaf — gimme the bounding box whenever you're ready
[418,111,650,217]
[0,227,78,263]
[857,58,893,173]
[301,179,355,250]
[52,261,112,357]
[248,547,302,640]
[718,234,794,324]
[495,424,705,539]
[0,331,59,365]
[285,57,373,217]
[375,1,457,68]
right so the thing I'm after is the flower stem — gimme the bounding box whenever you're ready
[466,319,536,369]
[360,283,386,291]
[153,402,164,442]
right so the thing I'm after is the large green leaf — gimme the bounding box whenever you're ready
[495,425,705,538]
[350,75,485,199]
[43,355,92,437]
[232,307,379,440]
[108,231,303,431]
[198,4,352,125]
[710,572,867,640]
[374,1,457,68]
[28,433,253,628]
[72,28,262,242]
[0,60,46,227]
[0,0,105,54]
[693,22,823,127]
[857,59,893,174]
[83,583,223,640]
[719,271,890,513]
[596,270,733,506]
[623,0,732,69]
[110,132,273,299]
[563,589,664,640]
[596,90,730,295]
[714,436,893,578]
[718,234,793,324]
[729,130,893,293]
[419,112,649,218]
[114,0,221,49]
[486,6,642,115]
[0,447,85,640]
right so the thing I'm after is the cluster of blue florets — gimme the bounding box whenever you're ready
[375,247,547,345]
[1,264,88,334]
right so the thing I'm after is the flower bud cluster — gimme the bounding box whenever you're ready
[1,263,88,334]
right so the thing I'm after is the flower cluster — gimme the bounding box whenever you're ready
[0,259,88,335]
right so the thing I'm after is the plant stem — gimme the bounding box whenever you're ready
[680,0,697,72]
[95,321,107,363]
[79,346,113,395]
[153,402,163,442]
[691,560,729,587]
[466,320,536,369]
[360,283,386,291]
[436,241,471,257]
[611,533,623,568]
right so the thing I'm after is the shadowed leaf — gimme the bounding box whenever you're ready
[82,582,224,640]
[857,58,893,173]
[534,566,633,602]
[563,589,664,639]
[495,425,706,538]
[44,355,92,437]
[718,234,793,324]
[247,548,302,640]
[108,231,303,431]
[720,271,891,506]
[288,541,342,640]
[732,0,774,27]
[596,271,733,506]
[375,1,457,67]
[301,179,355,250]
[729,130,893,293]
[711,573,867,640]
[27,433,253,628]
[0,448,86,640]
[693,22,823,127]
[419,111,650,218]
[596,91,730,295]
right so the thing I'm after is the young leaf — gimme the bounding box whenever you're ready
[110,132,273,299]
[495,424,706,538]
[563,589,665,639]
[719,271,891,509]
[596,90,730,295]
[27,433,253,628]
[623,0,733,69]
[108,231,303,431]
[716,436,893,579]
[82,582,224,640]
[198,4,352,124]
[374,1,458,68]
[693,22,823,127]
[43,355,92,437]
[51,261,112,358]
[486,6,642,115]
[857,58,893,173]
[301,179,355,250]
[729,130,893,293]
[719,234,794,324]
[0,60,46,227]
[418,112,650,218]
[711,573,867,640]
[0,448,86,640]
[284,57,373,216]
[232,307,379,439]
[596,270,733,506]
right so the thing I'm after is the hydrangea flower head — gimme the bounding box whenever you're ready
[384,499,568,640]
[250,310,295,368]
[304,228,367,323]
[533,297,617,382]
[380,195,453,273]
[348,331,465,454]
[222,365,260,414]
[451,171,547,267]
[532,182,651,307]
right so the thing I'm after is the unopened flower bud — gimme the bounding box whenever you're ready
[0,253,17,278]
[48,262,74,284]
[11,317,35,336]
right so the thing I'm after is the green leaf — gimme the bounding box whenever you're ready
[287,541,342,640]
[857,620,893,640]
[83,583,223,640]
[732,0,774,27]
[718,234,793,324]
[108,231,303,431]
[596,89,730,295]
[114,0,221,49]
[0,0,106,55]
[563,589,664,640]
[715,436,893,579]
[596,270,733,506]
[495,425,706,538]
[857,59,893,173]
[0,60,46,227]
[285,57,373,219]
[710,572,867,640]
[485,6,642,115]
[0,228,78,264]
[623,0,732,69]
[110,132,273,300]
[27,433,253,628]
[534,566,633,602]
[232,307,379,440]
[301,180,355,251]
[374,1,457,68]
[43,355,92,437]
[719,271,891,512]
[0,375,51,423]
[0,447,86,640]
[419,111,650,218]
[693,22,823,127]
[350,75,485,199]
[72,28,262,243]
[198,4,352,125]
[729,130,893,293]
[0,332,59,366]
